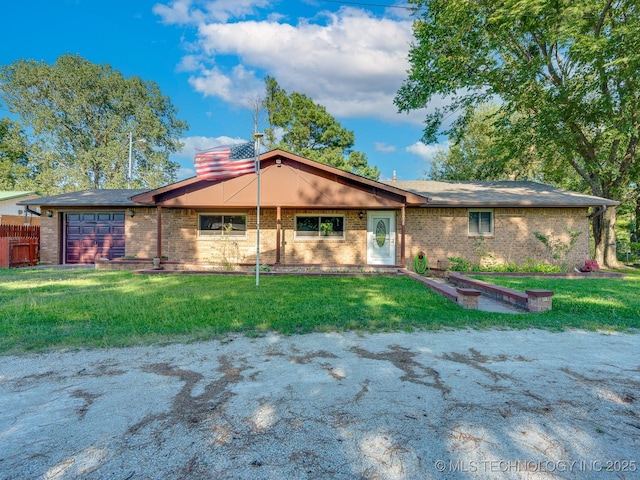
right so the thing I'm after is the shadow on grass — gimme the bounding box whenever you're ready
[1,268,638,354]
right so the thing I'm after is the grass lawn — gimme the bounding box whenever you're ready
[0,268,638,355]
[471,271,640,331]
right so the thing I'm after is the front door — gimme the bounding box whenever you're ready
[366,211,396,265]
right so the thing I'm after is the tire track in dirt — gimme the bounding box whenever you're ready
[350,344,450,395]
[127,354,248,435]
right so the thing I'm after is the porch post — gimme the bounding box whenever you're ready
[400,204,406,268]
[275,206,281,264]
[156,206,162,260]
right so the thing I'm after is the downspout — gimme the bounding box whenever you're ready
[25,206,42,216]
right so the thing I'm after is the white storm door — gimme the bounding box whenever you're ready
[366,211,396,265]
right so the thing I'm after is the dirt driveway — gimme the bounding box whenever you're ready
[1,330,639,480]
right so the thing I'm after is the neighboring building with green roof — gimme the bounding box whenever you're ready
[0,191,40,224]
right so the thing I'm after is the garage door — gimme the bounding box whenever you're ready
[65,213,125,264]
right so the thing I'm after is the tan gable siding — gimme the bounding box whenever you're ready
[404,207,590,269]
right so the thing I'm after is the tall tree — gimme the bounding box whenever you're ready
[0,54,188,193]
[429,104,521,181]
[263,77,380,180]
[429,103,585,191]
[395,0,640,267]
[0,118,30,190]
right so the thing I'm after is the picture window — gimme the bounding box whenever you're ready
[198,214,247,237]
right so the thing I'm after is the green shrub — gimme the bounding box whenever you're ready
[447,256,471,271]
[446,256,563,273]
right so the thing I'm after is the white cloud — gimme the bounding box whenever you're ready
[155,3,431,123]
[154,3,461,128]
[188,64,264,107]
[176,54,202,72]
[374,142,396,153]
[177,165,196,180]
[153,0,200,26]
[154,0,272,24]
[196,10,412,119]
[176,135,252,159]
[405,141,449,161]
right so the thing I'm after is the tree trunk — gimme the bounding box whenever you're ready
[593,206,620,268]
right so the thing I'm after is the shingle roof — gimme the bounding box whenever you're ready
[385,180,618,207]
[16,189,150,207]
[15,181,619,209]
[0,191,38,202]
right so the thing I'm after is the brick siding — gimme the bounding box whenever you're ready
[40,206,592,268]
[404,207,590,269]
[39,214,59,264]
[126,208,368,265]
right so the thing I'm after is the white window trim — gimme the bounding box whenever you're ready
[468,209,494,237]
[197,212,248,239]
[294,214,346,241]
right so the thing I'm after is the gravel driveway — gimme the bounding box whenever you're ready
[1,330,639,479]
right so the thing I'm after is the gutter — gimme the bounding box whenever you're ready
[25,206,42,217]
[587,205,607,219]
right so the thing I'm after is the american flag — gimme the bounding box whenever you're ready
[194,142,256,180]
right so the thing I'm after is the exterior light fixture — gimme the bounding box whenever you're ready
[46,210,53,218]
[127,208,135,217]
[359,210,364,220]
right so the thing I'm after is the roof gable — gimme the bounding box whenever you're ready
[132,150,429,208]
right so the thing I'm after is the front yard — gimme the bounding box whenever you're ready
[1,268,638,355]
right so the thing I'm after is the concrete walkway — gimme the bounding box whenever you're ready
[476,294,522,314]
[420,274,522,314]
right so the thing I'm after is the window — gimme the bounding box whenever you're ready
[198,214,247,237]
[295,215,344,239]
[468,210,493,236]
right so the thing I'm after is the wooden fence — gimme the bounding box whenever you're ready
[0,225,40,268]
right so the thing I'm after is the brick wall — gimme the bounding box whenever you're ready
[39,213,59,264]
[280,209,367,264]
[125,206,591,268]
[125,208,158,258]
[404,207,590,269]
[125,208,368,264]
[42,206,593,268]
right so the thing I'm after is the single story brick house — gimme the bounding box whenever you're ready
[20,149,618,269]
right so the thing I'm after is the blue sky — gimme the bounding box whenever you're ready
[1,0,451,182]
